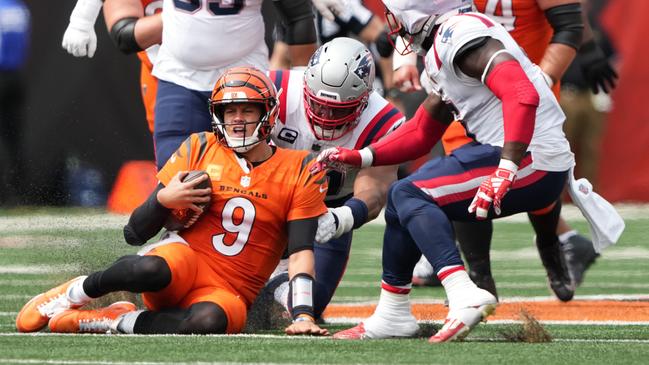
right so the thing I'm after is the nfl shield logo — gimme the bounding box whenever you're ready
[240,176,251,188]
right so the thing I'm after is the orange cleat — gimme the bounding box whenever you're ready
[49,301,137,333]
[16,276,88,333]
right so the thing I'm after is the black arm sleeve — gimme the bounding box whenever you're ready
[123,184,170,246]
[545,3,584,50]
[110,17,143,54]
[286,216,318,255]
[273,0,317,45]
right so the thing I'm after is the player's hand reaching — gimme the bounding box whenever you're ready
[61,0,104,58]
[468,160,518,220]
[315,207,354,243]
[310,147,366,174]
[311,0,345,22]
[285,319,329,336]
[157,171,211,213]
[393,64,422,93]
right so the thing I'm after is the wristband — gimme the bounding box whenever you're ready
[288,273,315,320]
[344,198,369,229]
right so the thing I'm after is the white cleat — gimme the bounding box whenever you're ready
[430,288,497,343]
[334,314,419,340]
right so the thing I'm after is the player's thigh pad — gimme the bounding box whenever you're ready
[139,234,199,310]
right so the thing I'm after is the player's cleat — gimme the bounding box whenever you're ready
[537,239,575,301]
[430,288,497,343]
[48,301,137,333]
[245,272,291,332]
[16,276,88,332]
[333,314,419,339]
[561,234,599,286]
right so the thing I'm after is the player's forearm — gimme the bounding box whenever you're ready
[288,249,315,279]
[353,166,397,221]
[134,13,162,49]
[539,43,577,85]
[123,184,170,246]
[359,17,384,44]
[287,43,318,67]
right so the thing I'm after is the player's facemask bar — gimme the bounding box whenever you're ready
[303,86,368,141]
[210,100,278,153]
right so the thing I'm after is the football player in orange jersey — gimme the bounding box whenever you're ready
[392,0,614,296]
[62,0,162,133]
[15,67,329,336]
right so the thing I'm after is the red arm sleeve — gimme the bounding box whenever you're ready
[370,105,448,166]
[485,60,540,146]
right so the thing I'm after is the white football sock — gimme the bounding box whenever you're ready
[558,230,578,244]
[115,310,145,334]
[66,276,92,305]
[439,266,479,307]
[370,288,413,321]
[274,281,290,311]
[365,288,418,337]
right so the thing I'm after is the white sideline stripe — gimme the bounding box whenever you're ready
[322,317,649,326]
[336,281,649,289]
[330,294,649,305]
[0,265,77,274]
[0,360,314,365]
[0,312,17,316]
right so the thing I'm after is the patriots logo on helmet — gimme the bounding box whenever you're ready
[309,47,323,67]
[353,54,373,84]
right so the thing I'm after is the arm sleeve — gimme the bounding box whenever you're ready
[286,217,318,255]
[545,2,584,50]
[485,60,539,145]
[369,105,448,166]
[123,184,170,246]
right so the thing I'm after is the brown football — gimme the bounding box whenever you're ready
[163,170,212,231]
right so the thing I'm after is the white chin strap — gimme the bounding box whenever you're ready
[218,120,263,153]
[314,125,347,140]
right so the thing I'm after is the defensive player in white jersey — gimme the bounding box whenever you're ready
[259,37,405,322]
[152,0,318,170]
[313,0,578,342]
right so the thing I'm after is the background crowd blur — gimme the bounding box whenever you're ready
[0,0,647,208]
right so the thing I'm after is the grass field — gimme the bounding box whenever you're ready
[1,207,648,364]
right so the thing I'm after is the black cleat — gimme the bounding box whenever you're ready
[537,239,575,302]
[561,234,599,286]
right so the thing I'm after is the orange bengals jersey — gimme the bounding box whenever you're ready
[157,132,328,306]
[442,0,574,154]
[137,0,163,133]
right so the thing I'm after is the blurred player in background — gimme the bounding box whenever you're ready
[251,37,404,325]
[16,67,329,336]
[393,0,616,296]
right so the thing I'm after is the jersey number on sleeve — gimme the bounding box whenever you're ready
[481,0,515,31]
[212,197,256,256]
[173,0,244,16]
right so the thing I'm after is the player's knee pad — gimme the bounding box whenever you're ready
[130,256,172,291]
[181,302,228,334]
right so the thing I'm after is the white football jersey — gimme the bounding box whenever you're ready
[268,69,405,203]
[423,12,574,172]
[153,0,269,91]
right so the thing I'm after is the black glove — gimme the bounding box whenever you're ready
[579,40,618,94]
[375,30,395,58]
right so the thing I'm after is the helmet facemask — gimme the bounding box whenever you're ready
[303,86,368,141]
[210,100,277,153]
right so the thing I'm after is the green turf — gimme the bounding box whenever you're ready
[1,211,648,364]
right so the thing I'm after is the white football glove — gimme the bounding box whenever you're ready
[62,0,103,58]
[315,206,354,243]
[312,0,345,22]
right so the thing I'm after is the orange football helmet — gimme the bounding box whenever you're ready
[210,66,280,152]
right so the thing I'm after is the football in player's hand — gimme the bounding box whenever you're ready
[164,170,212,231]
